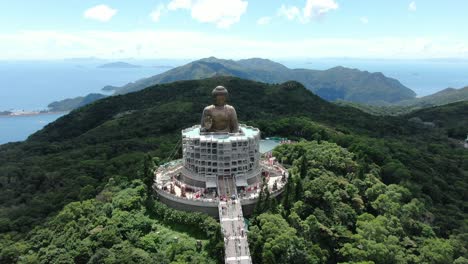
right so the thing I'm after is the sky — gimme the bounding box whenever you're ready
[0,0,467,60]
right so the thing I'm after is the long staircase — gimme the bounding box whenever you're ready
[217,176,252,264]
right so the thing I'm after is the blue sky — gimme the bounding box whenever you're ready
[1,0,467,59]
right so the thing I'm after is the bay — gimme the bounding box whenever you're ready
[0,112,66,144]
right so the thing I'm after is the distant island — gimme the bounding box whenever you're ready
[98,61,142,68]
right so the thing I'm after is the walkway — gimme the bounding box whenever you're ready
[218,176,252,264]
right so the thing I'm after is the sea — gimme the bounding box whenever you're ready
[1,58,468,145]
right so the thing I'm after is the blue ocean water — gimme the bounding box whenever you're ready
[0,113,66,144]
[0,59,185,144]
[0,60,179,111]
[1,58,468,145]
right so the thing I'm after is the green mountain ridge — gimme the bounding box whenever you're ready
[335,86,468,116]
[44,57,468,114]
[111,57,416,104]
[1,77,466,263]
[398,86,468,107]
[47,93,108,112]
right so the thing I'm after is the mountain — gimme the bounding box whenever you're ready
[33,77,391,143]
[47,93,108,112]
[98,61,142,68]
[111,57,416,104]
[335,86,468,116]
[405,100,468,139]
[0,77,466,263]
[398,86,468,107]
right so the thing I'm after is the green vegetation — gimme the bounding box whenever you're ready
[47,93,107,112]
[0,76,466,263]
[405,101,468,139]
[111,57,416,104]
[248,139,467,263]
[398,86,468,107]
[0,179,221,263]
[48,57,468,114]
[334,100,418,116]
[336,86,468,116]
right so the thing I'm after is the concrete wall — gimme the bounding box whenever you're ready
[155,188,219,217]
[154,183,284,218]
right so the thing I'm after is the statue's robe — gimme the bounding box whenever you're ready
[200,104,239,133]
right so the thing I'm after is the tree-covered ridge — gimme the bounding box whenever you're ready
[0,76,466,263]
[110,57,415,104]
[0,179,222,263]
[335,89,468,116]
[405,101,468,139]
[47,93,108,112]
[397,86,468,107]
[248,140,467,264]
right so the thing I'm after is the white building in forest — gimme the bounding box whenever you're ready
[181,124,261,189]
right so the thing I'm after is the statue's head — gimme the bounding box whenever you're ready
[212,86,228,106]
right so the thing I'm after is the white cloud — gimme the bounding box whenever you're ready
[1,30,467,60]
[360,16,369,24]
[167,0,192,10]
[409,1,417,11]
[303,0,339,19]
[150,5,165,22]
[257,16,272,25]
[166,0,248,28]
[278,5,301,21]
[278,0,338,23]
[83,4,117,22]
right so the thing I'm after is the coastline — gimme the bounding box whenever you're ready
[0,111,69,117]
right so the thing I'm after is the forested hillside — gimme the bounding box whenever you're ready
[0,76,466,263]
[109,57,416,104]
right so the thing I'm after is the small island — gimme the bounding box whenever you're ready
[98,61,142,69]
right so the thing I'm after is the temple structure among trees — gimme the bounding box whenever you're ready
[152,85,289,263]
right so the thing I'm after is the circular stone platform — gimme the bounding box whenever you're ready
[152,124,289,217]
[153,158,288,217]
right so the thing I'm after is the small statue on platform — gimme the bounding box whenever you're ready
[200,86,239,133]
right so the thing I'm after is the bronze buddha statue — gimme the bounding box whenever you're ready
[200,86,239,133]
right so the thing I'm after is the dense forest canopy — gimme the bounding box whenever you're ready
[0,76,466,263]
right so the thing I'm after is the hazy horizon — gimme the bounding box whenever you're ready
[1,1,467,60]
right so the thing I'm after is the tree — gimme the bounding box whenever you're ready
[281,174,294,217]
[142,154,155,195]
[300,155,308,179]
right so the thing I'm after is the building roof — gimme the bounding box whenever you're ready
[182,124,260,143]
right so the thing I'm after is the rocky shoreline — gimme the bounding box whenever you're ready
[0,110,68,117]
